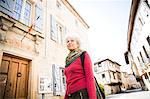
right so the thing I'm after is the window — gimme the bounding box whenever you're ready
[138,17,144,26]
[141,2,149,17]
[56,0,61,9]
[137,56,141,63]
[0,0,15,16]
[13,0,23,20]
[57,23,63,44]
[23,2,31,25]
[144,73,150,82]
[145,73,149,79]
[94,67,98,72]
[102,74,105,79]
[50,15,64,44]
[113,72,116,79]
[140,52,144,63]
[13,0,32,26]
[139,3,149,24]
[35,5,43,32]
[144,0,150,9]
[143,46,149,58]
[1,0,45,32]
[117,73,121,80]
[147,36,150,46]
[98,63,102,67]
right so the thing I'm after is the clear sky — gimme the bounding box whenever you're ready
[70,0,132,73]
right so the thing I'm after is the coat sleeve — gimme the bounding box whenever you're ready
[84,52,97,99]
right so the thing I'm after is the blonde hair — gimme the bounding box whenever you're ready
[65,33,81,48]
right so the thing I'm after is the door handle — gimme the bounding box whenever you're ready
[17,72,22,77]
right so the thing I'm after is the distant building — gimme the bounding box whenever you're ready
[94,59,122,95]
[0,0,89,99]
[124,0,150,91]
[121,72,141,91]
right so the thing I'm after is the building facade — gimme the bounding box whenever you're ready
[0,0,89,99]
[94,59,122,95]
[124,0,150,91]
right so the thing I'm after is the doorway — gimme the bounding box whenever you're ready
[0,54,29,99]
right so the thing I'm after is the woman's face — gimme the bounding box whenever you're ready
[67,38,79,51]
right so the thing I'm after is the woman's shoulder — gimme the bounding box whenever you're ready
[80,51,87,57]
[82,50,90,55]
[80,51,91,59]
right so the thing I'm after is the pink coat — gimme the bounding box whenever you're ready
[64,52,97,99]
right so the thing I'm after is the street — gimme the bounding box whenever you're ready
[106,89,150,99]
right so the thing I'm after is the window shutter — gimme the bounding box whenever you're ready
[35,4,43,32]
[50,15,57,41]
[52,64,61,96]
[147,36,150,46]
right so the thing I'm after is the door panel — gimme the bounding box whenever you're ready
[16,61,29,98]
[5,59,19,98]
[0,56,10,99]
[0,57,10,73]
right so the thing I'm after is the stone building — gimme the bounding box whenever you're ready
[94,59,122,95]
[121,72,141,91]
[0,0,89,99]
[124,0,150,91]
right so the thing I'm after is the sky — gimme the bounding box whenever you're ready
[69,0,132,73]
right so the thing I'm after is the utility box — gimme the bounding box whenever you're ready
[38,76,52,94]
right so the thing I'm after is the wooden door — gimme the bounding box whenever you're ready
[0,55,29,99]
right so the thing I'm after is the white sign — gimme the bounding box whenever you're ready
[38,76,52,93]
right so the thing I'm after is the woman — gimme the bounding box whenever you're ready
[64,34,97,99]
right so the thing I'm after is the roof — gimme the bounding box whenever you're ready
[94,58,121,66]
[127,0,140,51]
[61,0,89,29]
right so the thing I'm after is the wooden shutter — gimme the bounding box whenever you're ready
[50,15,57,41]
